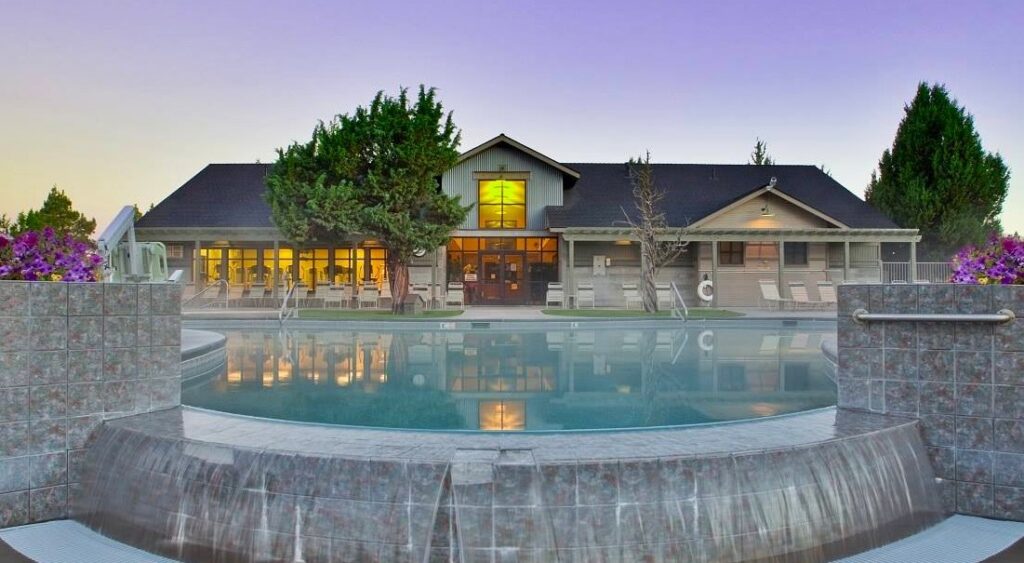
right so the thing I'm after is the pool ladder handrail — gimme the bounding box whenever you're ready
[669,282,688,322]
[182,279,229,310]
[279,283,299,324]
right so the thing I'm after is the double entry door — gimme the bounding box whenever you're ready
[475,252,525,305]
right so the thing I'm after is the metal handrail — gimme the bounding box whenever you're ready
[852,308,1015,324]
[182,280,228,309]
[669,282,689,321]
[279,284,299,323]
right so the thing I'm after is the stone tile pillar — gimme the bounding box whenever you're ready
[0,281,182,527]
[837,283,1024,520]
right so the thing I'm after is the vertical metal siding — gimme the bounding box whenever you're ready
[442,146,564,230]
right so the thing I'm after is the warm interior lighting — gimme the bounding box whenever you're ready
[614,240,632,246]
[478,179,525,229]
[478,400,525,431]
[226,370,242,384]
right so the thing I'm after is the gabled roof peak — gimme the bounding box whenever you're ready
[458,134,581,179]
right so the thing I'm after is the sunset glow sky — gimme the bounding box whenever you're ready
[2,0,1021,233]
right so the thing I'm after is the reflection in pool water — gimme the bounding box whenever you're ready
[182,325,836,431]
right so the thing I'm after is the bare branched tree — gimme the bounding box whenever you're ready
[621,151,689,312]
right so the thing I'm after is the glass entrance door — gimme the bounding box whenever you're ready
[476,252,526,305]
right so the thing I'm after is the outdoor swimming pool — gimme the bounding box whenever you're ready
[182,322,836,431]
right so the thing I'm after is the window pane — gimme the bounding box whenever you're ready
[784,242,808,266]
[478,180,526,229]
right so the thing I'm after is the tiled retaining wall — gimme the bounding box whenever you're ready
[837,283,1024,520]
[0,281,182,527]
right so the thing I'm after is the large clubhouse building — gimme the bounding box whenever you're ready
[136,134,919,307]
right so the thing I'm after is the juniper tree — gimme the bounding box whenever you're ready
[866,82,1009,259]
[265,86,469,313]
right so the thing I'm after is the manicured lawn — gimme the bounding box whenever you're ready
[298,309,464,320]
[541,308,743,319]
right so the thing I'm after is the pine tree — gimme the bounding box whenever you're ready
[15,186,97,239]
[866,83,1009,259]
[749,138,775,165]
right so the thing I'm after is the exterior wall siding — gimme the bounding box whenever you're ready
[699,193,834,229]
[443,145,564,231]
[568,242,698,307]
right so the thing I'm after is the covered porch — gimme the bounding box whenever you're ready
[558,227,921,308]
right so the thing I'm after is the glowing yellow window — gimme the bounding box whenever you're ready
[478,400,526,431]
[478,180,526,229]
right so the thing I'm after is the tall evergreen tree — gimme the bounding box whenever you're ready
[15,186,97,239]
[266,86,469,313]
[866,82,1009,259]
[749,138,775,165]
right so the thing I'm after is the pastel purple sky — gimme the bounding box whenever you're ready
[2,0,1022,234]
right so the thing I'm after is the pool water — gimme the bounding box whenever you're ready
[182,324,836,432]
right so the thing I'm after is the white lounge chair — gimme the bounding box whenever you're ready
[545,282,564,308]
[248,285,266,307]
[445,282,465,309]
[358,283,379,309]
[227,284,245,307]
[323,285,349,308]
[411,284,431,308]
[816,281,837,309]
[788,282,823,310]
[576,283,595,308]
[622,283,643,310]
[758,279,794,311]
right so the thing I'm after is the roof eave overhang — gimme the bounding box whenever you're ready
[559,227,921,243]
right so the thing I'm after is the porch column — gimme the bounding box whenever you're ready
[194,240,203,288]
[777,238,784,296]
[909,240,918,282]
[328,247,336,284]
[272,240,280,297]
[431,247,438,309]
[567,239,575,309]
[711,240,719,308]
[843,241,851,282]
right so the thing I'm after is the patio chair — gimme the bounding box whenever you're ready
[323,285,348,309]
[545,282,564,308]
[816,281,837,309]
[445,282,465,309]
[411,284,431,308]
[622,283,643,310]
[758,279,793,311]
[655,283,673,310]
[788,282,823,310]
[358,283,379,309]
[379,282,392,308]
[576,282,595,309]
[248,285,266,307]
[227,284,245,307]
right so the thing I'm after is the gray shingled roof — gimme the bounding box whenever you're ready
[136,163,274,229]
[547,163,898,229]
[138,161,897,231]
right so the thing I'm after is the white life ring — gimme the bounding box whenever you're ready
[697,280,714,302]
[698,330,714,352]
